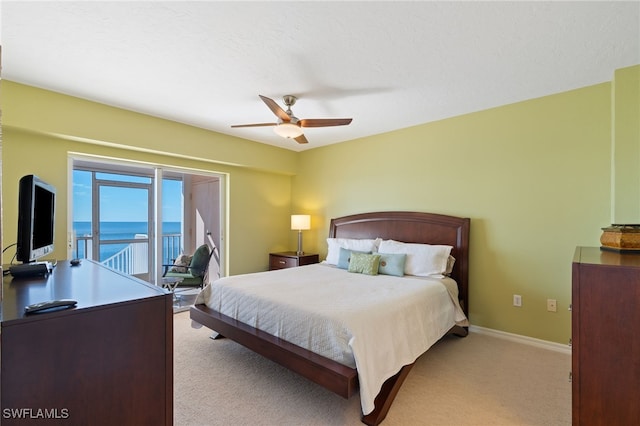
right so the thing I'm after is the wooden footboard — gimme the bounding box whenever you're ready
[190,303,358,398]
[190,303,416,425]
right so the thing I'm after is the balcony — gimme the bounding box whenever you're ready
[75,233,182,278]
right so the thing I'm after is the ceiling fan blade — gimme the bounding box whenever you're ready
[231,123,276,128]
[259,95,291,122]
[299,118,352,128]
[294,134,309,144]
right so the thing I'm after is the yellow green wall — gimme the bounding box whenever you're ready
[294,83,614,344]
[292,65,639,343]
[1,81,296,275]
[2,65,638,344]
[612,65,640,223]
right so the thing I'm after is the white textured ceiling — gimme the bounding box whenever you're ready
[1,1,639,152]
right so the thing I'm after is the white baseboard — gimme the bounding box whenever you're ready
[469,325,572,355]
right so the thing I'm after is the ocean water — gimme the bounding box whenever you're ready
[73,221,182,262]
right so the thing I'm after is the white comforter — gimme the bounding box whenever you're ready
[194,263,468,415]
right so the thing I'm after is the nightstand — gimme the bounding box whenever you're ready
[269,251,320,270]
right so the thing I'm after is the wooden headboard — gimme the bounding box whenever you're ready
[329,211,470,317]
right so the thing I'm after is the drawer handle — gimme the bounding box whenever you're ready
[278,260,286,264]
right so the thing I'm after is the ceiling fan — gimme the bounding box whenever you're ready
[231,95,352,144]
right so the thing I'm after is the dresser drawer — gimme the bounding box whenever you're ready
[269,252,319,270]
[270,255,298,270]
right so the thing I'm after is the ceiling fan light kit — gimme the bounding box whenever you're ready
[231,95,353,144]
[274,122,303,138]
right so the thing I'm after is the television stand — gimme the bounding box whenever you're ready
[1,259,173,425]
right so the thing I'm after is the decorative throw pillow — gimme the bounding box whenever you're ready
[337,248,371,270]
[377,253,407,277]
[348,252,381,275]
[170,254,192,273]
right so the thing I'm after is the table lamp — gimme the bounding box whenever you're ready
[291,214,311,255]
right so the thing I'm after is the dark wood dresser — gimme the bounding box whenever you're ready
[0,260,173,425]
[571,246,640,425]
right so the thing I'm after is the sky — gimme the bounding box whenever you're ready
[73,170,182,222]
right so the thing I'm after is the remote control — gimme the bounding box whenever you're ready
[25,299,78,314]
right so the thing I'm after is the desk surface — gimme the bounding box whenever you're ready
[1,259,167,324]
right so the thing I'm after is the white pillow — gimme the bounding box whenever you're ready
[445,255,456,275]
[378,239,453,277]
[325,238,381,265]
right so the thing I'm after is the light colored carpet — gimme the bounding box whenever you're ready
[174,311,571,425]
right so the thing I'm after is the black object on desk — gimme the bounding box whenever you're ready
[24,299,77,314]
[9,261,52,278]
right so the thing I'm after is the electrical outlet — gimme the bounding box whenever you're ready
[547,299,557,312]
[513,294,522,307]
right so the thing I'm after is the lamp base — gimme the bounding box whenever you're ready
[297,230,304,256]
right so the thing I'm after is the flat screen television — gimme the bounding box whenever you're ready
[16,175,56,263]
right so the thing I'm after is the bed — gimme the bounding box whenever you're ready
[190,211,470,425]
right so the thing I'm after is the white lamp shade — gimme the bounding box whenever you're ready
[291,214,311,230]
[274,122,304,138]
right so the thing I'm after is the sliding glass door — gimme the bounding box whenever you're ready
[73,167,183,282]
[96,178,152,281]
[72,159,225,284]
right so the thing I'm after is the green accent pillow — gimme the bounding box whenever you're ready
[378,253,407,277]
[337,248,371,269]
[348,252,381,275]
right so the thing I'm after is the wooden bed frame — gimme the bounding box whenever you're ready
[190,211,470,425]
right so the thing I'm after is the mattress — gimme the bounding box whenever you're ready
[194,263,468,415]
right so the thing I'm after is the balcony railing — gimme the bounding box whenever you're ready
[75,233,182,276]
